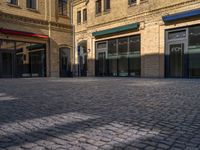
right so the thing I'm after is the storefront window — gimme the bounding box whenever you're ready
[108,39,117,76]
[118,37,128,76]
[0,39,46,78]
[96,35,141,77]
[118,37,128,54]
[189,26,200,77]
[118,56,128,76]
[129,35,141,76]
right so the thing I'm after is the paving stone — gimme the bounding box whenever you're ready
[0,78,200,150]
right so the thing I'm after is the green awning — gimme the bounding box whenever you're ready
[92,23,140,37]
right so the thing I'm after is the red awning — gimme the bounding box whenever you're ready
[0,28,49,39]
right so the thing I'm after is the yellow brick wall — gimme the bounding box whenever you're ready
[0,0,73,77]
[73,0,200,77]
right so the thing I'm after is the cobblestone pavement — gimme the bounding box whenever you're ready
[0,78,200,150]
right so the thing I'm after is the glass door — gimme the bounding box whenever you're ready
[167,42,186,78]
[97,52,107,76]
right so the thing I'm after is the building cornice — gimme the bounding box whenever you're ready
[0,12,73,31]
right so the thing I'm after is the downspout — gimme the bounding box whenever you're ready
[71,0,76,76]
[48,0,52,77]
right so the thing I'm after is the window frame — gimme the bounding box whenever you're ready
[26,0,37,10]
[77,10,82,24]
[104,0,110,12]
[95,0,102,15]
[83,8,87,22]
[58,0,68,16]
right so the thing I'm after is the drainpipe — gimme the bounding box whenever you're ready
[48,0,52,77]
[71,0,76,76]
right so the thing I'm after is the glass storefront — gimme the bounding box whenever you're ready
[189,26,200,77]
[165,25,200,78]
[0,39,46,78]
[96,35,141,77]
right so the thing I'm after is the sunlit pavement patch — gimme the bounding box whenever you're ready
[0,93,17,101]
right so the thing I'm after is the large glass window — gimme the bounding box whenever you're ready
[0,39,46,78]
[58,0,67,16]
[26,0,37,9]
[118,37,128,54]
[108,40,117,76]
[118,38,128,76]
[189,26,200,77]
[129,35,141,76]
[108,39,117,54]
[96,35,141,77]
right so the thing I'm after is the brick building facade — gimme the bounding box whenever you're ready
[73,0,200,78]
[0,0,73,78]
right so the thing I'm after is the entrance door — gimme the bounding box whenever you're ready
[59,48,71,77]
[97,52,106,76]
[79,54,87,76]
[0,51,14,78]
[168,42,185,78]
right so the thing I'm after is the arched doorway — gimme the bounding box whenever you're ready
[78,40,87,77]
[59,47,71,77]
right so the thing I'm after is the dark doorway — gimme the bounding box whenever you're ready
[78,41,87,77]
[0,51,14,78]
[165,29,188,78]
[59,47,71,77]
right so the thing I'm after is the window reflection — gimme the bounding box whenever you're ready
[189,26,200,77]
[0,39,46,78]
[96,35,141,77]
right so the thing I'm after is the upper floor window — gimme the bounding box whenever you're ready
[7,0,18,5]
[58,0,68,16]
[83,9,87,22]
[26,0,37,9]
[128,0,136,5]
[104,0,110,12]
[96,0,102,15]
[77,11,81,24]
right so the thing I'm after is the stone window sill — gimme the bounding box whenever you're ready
[7,3,21,9]
[129,3,137,7]
[103,9,110,15]
[95,13,102,17]
[58,14,70,19]
[26,8,39,13]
